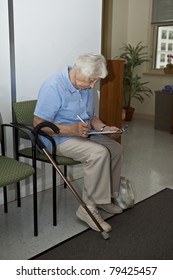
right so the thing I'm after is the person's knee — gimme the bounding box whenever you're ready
[96,144,110,160]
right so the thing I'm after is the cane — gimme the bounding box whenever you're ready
[32,121,109,240]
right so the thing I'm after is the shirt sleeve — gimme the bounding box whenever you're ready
[34,84,62,122]
[87,89,95,120]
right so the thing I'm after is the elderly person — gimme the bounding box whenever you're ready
[33,53,123,233]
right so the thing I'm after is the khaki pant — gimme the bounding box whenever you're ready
[56,135,123,205]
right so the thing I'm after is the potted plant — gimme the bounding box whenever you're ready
[164,54,173,74]
[117,42,153,121]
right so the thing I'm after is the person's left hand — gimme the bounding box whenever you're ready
[104,126,121,139]
[104,126,119,132]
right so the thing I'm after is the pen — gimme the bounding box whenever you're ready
[77,115,85,123]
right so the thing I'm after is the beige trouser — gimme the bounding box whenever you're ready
[56,135,123,205]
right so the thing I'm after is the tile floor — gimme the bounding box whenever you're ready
[0,118,173,260]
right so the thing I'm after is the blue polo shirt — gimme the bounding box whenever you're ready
[34,66,94,149]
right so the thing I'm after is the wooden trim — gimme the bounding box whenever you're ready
[101,0,113,58]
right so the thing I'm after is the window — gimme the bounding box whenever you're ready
[152,0,173,69]
[168,43,173,51]
[154,25,173,69]
[161,43,166,51]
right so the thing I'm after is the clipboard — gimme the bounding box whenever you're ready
[88,124,128,135]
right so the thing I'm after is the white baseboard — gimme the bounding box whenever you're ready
[134,112,154,121]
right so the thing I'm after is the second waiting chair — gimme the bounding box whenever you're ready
[12,99,81,231]
[0,112,35,234]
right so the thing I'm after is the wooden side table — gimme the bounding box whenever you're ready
[100,60,124,142]
[171,102,173,134]
[155,91,173,134]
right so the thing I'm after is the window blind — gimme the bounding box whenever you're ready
[152,0,173,24]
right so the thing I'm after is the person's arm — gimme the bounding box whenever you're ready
[91,116,119,132]
[33,116,90,138]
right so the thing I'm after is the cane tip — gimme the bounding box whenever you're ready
[101,231,110,240]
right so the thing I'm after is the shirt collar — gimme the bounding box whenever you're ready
[63,65,78,94]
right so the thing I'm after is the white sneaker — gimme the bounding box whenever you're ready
[98,202,123,214]
[76,205,112,232]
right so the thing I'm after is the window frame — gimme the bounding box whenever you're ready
[152,23,173,69]
[151,0,173,71]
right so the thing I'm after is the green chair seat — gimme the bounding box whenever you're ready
[0,156,35,188]
[19,147,81,165]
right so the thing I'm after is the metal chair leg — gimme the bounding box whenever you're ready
[33,171,38,236]
[32,145,38,236]
[64,165,67,188]
[17,182,21,207]
[3,186,8,213]
[52,166,57,226]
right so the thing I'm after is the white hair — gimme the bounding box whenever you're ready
[73,53,108,78]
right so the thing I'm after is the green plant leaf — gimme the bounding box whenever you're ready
[117,42,153,108]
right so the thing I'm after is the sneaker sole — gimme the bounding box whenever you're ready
[76,208,112,233]
[98,205,123,214]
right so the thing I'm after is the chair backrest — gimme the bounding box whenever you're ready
[13,100,37,125]
[13,100,37,139]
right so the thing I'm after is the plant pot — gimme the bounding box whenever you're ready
[164,67,173,74]
[123,107,135,121]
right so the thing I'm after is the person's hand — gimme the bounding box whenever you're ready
[104,125,119,132]
[104,126,121,139]
[73,122,91,137]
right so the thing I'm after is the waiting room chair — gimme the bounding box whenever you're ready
[12,100,81,228]
[0,113,35,234]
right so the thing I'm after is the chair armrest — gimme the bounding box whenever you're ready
[32,121,60,158]
[1,123,35,156]
[12,121,59,157]
[9,121,59,158]
[10,123,36,143]
[11,122,33,131]
[11,122,56,150]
